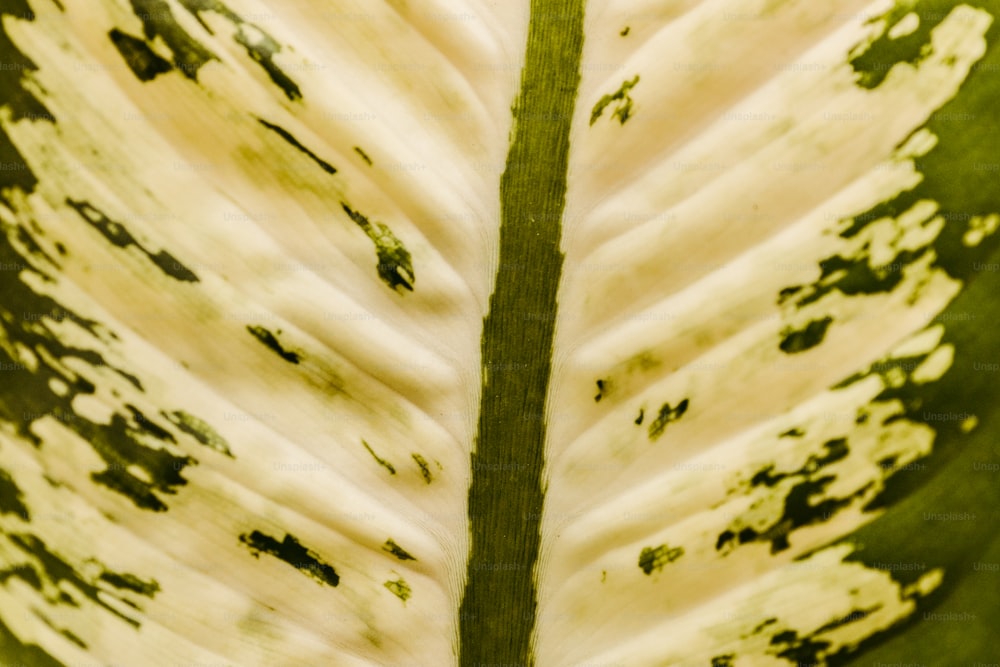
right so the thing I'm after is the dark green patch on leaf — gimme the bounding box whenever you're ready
[56,627,87,649]
[0,1,54,124]
[382,538,416,561]
[0,221,191,512]
[590,74,639,126]
[620,26,630,36]
[163,409,233,457]
[0,127,38,206]
[638,543,684,575]
[811,27,1000,665]
[340,202,415,293]
[65,198,199,282]
[779,316,833,354]
[412,453,432,484]
[594,377,607,402]
[0,4,50,207]
[354,146,373,165]
[176,0,301,100]
[362,439,396,475]
[384,577,411,603]
[0,467,29,519]
[127,0,218,80]
[814,607,879,635]
[257,118,337,174]
[240,530,339,586]
[4,533,158,627]
[108,29,173,81]
[0,616,64,667]
[721,439,857,553]
[648,398,689,441]
[246,325,300,364]
[98,570,161,596]
[770,627,832,665]
[711,655,734,667]
[848,2,948,90]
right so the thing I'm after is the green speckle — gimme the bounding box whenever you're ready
[246,325,300,364]
[638,544,684,575]
[590,74,639,126]
[648,398,689,441]
[779,317,833,354]
[257,118,337,175]
[108,29,173,81]
[412,453,432,483]
[384,577,411,603]
[382,538,416,561]
[164,409,233,457]
[340,203,415,293]
[362,439,396,475]
[594,378,608,402]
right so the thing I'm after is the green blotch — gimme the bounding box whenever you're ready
[108,29,173,81]
[65,198,199,282]
[0,1,54,123]
[98,570,161,596]
[176,0,301,100]
[638,543,684,575]
[0,3,50,206]
[362,439,395,475]
[711,655,735,667]
[240,530,339,587]
[246,325,300,364]
[0,467,29,519]
[848,2,950,90]
[127,0,217,80]
[382,538,416,561]
[0,617,64,667]
[590,74,639,126]
[341,203,415,293]
[648,397,689,441]
[4,533,158,627]
[412,452,432,484]
[814,607,877,635]
[0,222,192,512]
[384,577,411,603]
[779,316,833,354]
[60,629,87,649]
[594,377,608,402]
[257,118,337,174]
[620,26,630,36]
[719,438,857,554]
[769,628,831,665]
[354,146,373,165]
[164,409,233,457]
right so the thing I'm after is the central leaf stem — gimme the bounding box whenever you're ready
[460,1,585,664]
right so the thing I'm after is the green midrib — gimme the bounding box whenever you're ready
[459,1,585,664]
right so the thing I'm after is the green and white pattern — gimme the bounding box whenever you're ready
[0,0,998,664]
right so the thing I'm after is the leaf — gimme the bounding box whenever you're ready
[1,0,998,665]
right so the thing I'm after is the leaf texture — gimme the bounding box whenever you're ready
[0,0,998,665]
